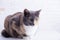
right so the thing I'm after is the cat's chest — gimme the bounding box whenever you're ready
[24,25,38,36]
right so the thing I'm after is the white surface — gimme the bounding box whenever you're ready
[0,0,60,40]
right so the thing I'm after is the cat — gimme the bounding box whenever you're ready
[1,9,41,39]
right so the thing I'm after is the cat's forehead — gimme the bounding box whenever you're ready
[29,11,36,17]
[29,11,36,14]
[28,11,38,19]
[29,11,39,18]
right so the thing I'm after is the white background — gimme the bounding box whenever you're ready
[0,0,60,40]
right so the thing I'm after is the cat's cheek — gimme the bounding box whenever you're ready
[34,19,39,26]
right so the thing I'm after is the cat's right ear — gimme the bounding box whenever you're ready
[24,9,30,17]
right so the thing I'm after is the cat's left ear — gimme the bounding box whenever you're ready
[35,9,41,17]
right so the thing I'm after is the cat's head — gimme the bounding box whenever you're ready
[23,9,41,26]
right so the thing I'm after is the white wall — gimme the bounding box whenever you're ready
[0,0,60,40]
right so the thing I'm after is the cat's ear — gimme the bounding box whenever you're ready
[24,9,30,17]
[35,9,41,17]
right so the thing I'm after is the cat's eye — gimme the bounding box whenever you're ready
[29,17,34,22]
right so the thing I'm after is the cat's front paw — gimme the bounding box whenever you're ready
[18,36,23,39]
[23,34,27,37]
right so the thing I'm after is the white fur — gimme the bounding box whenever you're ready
[24,20,39,39]
[24,18,40,40]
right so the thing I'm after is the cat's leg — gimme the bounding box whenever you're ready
[11,21,23,39]
[20,25,27,37]
[3,15,12,37]
[17,35,23,39]
[1,29,11,38]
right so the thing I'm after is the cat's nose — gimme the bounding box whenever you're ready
[30,23,34,26]
[32,24,34,25]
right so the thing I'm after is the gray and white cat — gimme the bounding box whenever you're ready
[1,9,41,39]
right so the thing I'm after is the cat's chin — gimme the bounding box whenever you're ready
[23,24,39,37]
